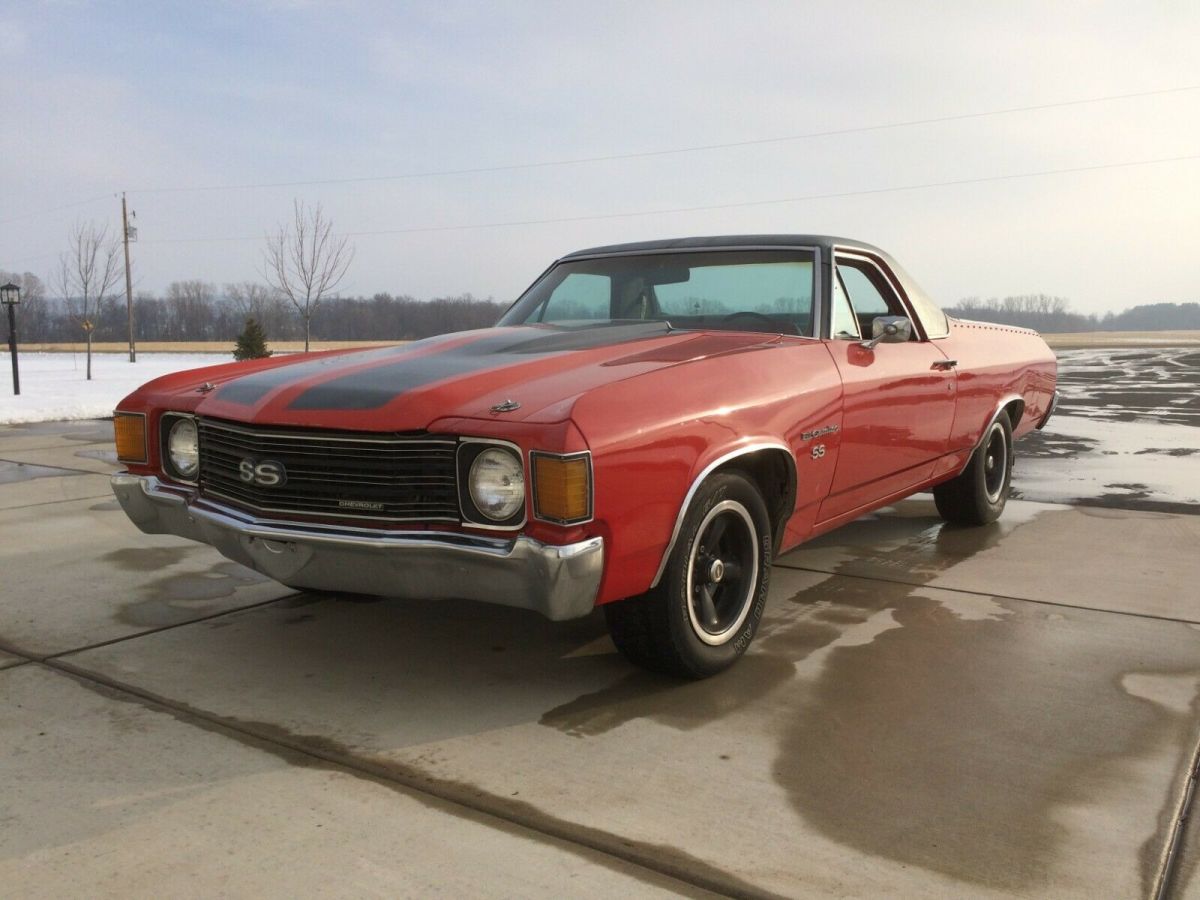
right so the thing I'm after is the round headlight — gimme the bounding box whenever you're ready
[167,418,199,480]
[468,447,525,521]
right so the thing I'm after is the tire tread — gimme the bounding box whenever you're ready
[605,472,770,679]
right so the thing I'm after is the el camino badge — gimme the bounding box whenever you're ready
[801,424,840,441]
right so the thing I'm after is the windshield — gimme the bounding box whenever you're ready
[498,249,816,336]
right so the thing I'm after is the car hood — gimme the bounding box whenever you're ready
[184,323,784,430]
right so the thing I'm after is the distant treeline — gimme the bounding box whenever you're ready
[0,273,508,344]
[2,271,1196,343]
[946,294,1200,333]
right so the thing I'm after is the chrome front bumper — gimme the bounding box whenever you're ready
[111,474,603,621]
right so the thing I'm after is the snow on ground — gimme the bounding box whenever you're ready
[0,352,236,424]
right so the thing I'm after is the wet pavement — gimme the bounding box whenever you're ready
[2,352,1199,897]
[1015,347,1200,512]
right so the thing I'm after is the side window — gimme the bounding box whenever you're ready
[836,258,910,338]
[537,273,610,321]
[905,289,950,338]
[831,272,860,339]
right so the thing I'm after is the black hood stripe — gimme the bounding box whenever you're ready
[287,322,671,411]
[214,335,466,406]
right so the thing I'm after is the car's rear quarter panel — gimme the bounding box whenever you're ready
[940,319,1057,472]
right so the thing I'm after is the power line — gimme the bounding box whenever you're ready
[125,83,1200,194]
[3,82,1196,230]
[0,193,114,228]
[136,152,1200,246]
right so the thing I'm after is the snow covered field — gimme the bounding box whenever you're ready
[0,352,237,424]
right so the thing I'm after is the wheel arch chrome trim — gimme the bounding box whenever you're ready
[650,441,795,589]
[956,394,1024,477]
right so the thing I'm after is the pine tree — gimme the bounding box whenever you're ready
[233,318,272,360]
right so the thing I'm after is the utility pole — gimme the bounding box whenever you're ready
[121,192,137,363]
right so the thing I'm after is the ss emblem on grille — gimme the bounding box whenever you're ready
[239,458,286,487]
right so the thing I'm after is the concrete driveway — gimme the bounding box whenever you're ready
[2,419,1199,898]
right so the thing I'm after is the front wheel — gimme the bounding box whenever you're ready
[604,472,772,678]
[933,410,1014,525]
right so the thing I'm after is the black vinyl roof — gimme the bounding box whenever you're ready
[558,234,887,261]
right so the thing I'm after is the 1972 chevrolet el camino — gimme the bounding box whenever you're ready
[111,235,1058,677]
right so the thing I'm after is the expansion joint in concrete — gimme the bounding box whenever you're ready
[1153,727,1200,900]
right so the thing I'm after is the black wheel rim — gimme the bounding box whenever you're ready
[685,500,759,645]
[983,423,1008,503]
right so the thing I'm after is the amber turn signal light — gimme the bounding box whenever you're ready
[113,412,148,463]
[532,452,592,525]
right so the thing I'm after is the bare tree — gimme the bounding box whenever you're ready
[165,280,217,340]
[262,201,355,351]
[56,221,122,380]
[225,281,291,339]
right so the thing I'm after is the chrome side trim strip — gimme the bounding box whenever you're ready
[650,441,795,588]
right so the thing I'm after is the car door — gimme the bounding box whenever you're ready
[818,252,957,522]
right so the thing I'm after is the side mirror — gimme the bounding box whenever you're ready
[859,316,913,350]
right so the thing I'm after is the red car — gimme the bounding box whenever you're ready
[112,235,1058,677]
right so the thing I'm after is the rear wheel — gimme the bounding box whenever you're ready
[605,472,771,678]
[933,410,1013,525]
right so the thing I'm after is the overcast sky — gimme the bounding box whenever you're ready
[2,1,1198,314]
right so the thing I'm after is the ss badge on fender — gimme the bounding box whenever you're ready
[811,444,826,460]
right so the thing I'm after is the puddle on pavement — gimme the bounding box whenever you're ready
[101,546,274,627]
[102,547,195,572]
[118,561,270,627]
[1135,447,1199,457]
[540,502,1200,892]
[541,654,799,738]
[1086,495,1200,516]
[775,502,1025,581]
[770,589,1199,893]
[0,460,86,483]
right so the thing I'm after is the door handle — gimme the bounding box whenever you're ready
[931,359,957,370]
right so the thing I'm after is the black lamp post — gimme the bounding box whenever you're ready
[1,281,20,396]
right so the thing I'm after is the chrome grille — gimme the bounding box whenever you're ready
[196,418,459,522]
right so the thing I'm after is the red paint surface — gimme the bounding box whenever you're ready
[117,318,1056,607]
